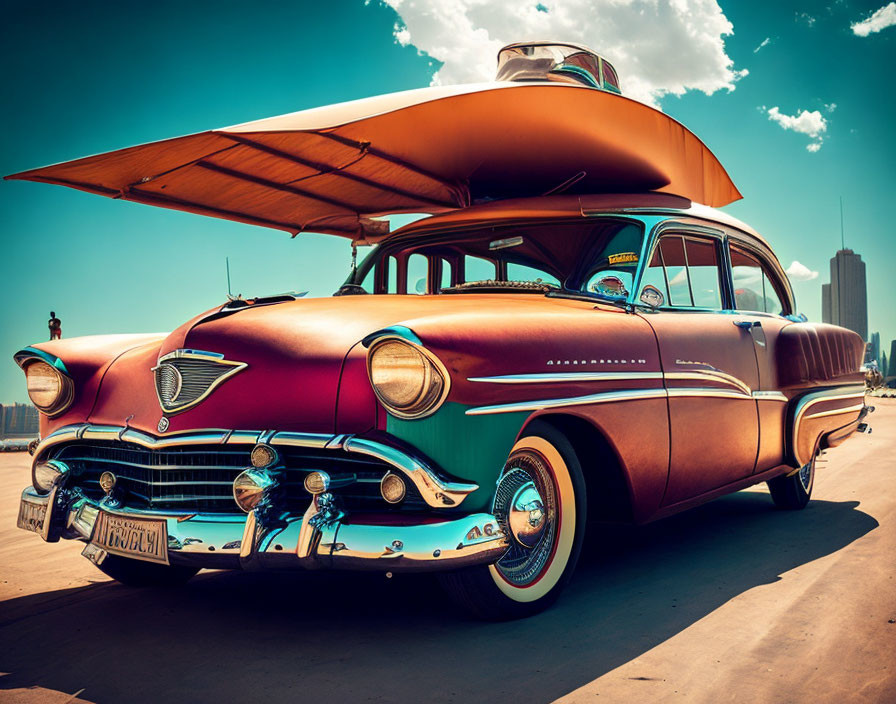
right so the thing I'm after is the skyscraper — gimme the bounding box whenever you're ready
[821,283,831,325]
[868,331,881,364]
[820,249,867,340]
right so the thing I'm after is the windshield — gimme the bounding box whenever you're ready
[339,218,645,298]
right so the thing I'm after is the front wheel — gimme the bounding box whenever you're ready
[438,421,586,620]
[94,554,199,587]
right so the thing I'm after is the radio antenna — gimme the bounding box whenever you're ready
[226,257,233,298]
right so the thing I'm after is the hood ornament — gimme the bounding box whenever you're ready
[152,349,247,415]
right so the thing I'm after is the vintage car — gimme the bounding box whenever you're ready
[7,43,872,619]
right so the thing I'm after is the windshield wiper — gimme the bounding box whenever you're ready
[546,288,630,310]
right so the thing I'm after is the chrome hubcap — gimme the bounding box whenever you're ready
[493,450,557,585]
[798,461,812,492]
[508,480,547,548]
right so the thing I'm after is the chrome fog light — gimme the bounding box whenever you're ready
[304,471,330,495]
[380,472,407,504]
[32,460,69,494]
[99,471,117,495]
[250,443,279,468]
[233,469,276,513]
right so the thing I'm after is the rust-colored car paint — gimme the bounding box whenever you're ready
[25,334,166,436]
[21,201,867,526]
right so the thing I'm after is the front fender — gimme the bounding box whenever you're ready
[14,333,167,435]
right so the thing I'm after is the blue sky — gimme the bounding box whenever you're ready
[1,0,893,402]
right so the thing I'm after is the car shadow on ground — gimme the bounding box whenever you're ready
[0,492,879,703]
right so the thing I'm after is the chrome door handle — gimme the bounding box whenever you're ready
[734,320,761,329]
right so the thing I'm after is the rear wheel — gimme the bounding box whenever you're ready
[438,421,586,620]
[767,449,816,510]
[94,554,199,587]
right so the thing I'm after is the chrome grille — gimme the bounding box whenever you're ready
[156,363,181,404]
[51,441,426,513]
[153,349,246,414]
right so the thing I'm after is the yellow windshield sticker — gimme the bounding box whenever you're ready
[608,252,639,265]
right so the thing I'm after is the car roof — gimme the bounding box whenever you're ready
[383,193,770,249]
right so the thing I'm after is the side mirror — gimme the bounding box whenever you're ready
[591,275,629,299]
[639,285,664,308]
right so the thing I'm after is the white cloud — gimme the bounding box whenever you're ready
[786,260,819,281]
[753,37,771,53]
[766,106,828,152]
[732,266,761,286]
[824,102,837,113]
[796,12,816,26]
[381,0,748,107]
[851,2,896,36]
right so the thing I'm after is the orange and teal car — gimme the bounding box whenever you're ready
[7,43,871,619]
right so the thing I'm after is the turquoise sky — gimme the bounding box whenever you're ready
[1,0,893,402]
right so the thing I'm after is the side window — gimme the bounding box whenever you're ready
[683,237,722,308]
[464,255,496,282]
[407,253,428,295]
[730,245,787,314]
[638,235,722,309]
[601,60,620,91]
[660,236,692,306]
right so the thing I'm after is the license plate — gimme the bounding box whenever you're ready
[17,494,49,535]
[92,512,169,565]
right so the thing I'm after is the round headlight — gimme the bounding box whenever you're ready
[25,361,73,415]
[367,339,449,419]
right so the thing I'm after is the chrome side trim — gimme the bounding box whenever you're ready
[752,391,788,402]
[465,384,773,416]
[342,436,478,507]
[804,403,865,421]
[468,372,664,384]
[665,370,752,395]
[467,369,752,395]
[666,388,751,401]
[34,424,474,509]
[793,387,866,424]
[791,386,866,466]
[465,388,668,415]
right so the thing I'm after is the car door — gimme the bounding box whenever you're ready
[728,240,795,473]
[637,230,761,506]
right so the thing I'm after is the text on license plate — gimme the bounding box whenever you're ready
[17,496,49,535]
[92,512,169,565]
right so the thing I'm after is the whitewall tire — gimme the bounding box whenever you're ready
[438,421,586,620]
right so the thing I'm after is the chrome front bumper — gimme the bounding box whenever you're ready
[17,486,509,573]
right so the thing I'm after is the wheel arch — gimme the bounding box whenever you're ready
[521,412,635,523]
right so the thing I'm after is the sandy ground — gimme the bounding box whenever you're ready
[0,402,894,704]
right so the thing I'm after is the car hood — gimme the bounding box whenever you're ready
[83,293,645,436]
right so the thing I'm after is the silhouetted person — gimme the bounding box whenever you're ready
[48,311,61,340]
